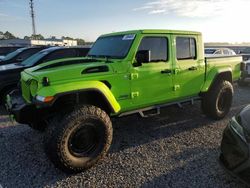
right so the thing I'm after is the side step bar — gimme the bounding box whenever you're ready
[118,97,200,118]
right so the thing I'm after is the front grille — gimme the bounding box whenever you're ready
[21,80,31,102]
[221,126,249,170]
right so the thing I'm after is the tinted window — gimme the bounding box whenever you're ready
[214,50,222,55]
[2,47,27,61]
[88,35,135,59]
[205,49,216,54]
[16,48,41,61]
[138,37,167,62]
[0,47,22,56]
[176,37,196,60]
[42,49,76,62]
[77,48,90,57]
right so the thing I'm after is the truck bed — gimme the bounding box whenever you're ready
[205,55,242,82]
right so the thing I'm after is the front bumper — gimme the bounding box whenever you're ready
[6,90,39,124]
[220,121,250,185]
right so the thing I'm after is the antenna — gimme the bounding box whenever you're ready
[29,0,36,37]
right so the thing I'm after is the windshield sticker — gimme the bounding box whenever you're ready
[122,34,135,40]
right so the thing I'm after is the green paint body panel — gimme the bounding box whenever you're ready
[20,29,242,116]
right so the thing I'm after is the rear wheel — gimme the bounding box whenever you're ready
[44,105,113,173]
[201,80,233,120]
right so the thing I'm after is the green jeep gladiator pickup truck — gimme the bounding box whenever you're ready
[6,30,242,172]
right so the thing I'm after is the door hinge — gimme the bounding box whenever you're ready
[173,85,180,91]
[173,68,180,74]
[131,92,139,98]
[130,73,139,80]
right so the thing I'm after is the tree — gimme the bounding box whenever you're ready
[3,31,16,39]
[0,31,4,40]
[76,38,85,45]
[31,34,44,40]
[24,36,31,40]
[62,36,74,40]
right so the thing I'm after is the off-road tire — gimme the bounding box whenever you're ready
[44,105,113,173]
[201,80,233,120]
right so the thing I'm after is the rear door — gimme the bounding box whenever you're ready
[172,35,205,98]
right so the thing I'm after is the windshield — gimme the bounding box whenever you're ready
[2,47,26,61]
[205,49,216,54]
[21,50,49,67]
[88,34,135,59]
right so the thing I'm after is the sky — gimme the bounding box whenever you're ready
[0,0,250,43]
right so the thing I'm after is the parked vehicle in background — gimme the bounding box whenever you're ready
[0,46,90,104]
[0,56,5,60]
[6,29,241,173]
[0,46,48,65]
[238,60,250,86]
[239,53,250,61]
[0,46,23,56]
[220,105,250,186]
[205,48,236,57]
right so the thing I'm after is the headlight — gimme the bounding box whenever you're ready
[30,79,38,96]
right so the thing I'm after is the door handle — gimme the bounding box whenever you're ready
[188,66,198,71]
[161,69,172,74]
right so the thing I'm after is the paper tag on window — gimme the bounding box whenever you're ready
[122,34,135,40]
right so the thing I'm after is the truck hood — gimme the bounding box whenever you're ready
[24,58,113,83]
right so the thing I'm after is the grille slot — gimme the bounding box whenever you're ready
[21,80,31,102]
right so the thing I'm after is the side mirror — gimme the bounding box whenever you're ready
[135,50,151,65]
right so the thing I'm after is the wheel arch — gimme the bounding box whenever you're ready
[51,88,120,114]
[201,69,233,94]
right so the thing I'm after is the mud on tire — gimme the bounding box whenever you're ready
[44,105,113,173]
[201,80,233,120]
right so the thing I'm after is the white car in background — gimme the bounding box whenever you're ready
[205,48,236,57]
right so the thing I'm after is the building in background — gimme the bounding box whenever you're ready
[0,38,77,47]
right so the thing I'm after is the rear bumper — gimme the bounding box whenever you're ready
[6,90,39,124]
[220,123,250,185]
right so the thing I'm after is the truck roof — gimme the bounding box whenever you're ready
[102,29,202,37]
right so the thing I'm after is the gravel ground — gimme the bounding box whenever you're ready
[0,85,250,188]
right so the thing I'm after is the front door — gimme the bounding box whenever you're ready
[130,35,175,109]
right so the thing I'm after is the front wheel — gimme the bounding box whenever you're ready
[44,105,113,173]
[201,80,233,120]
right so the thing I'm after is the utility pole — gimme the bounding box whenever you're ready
[29,0,36,37]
